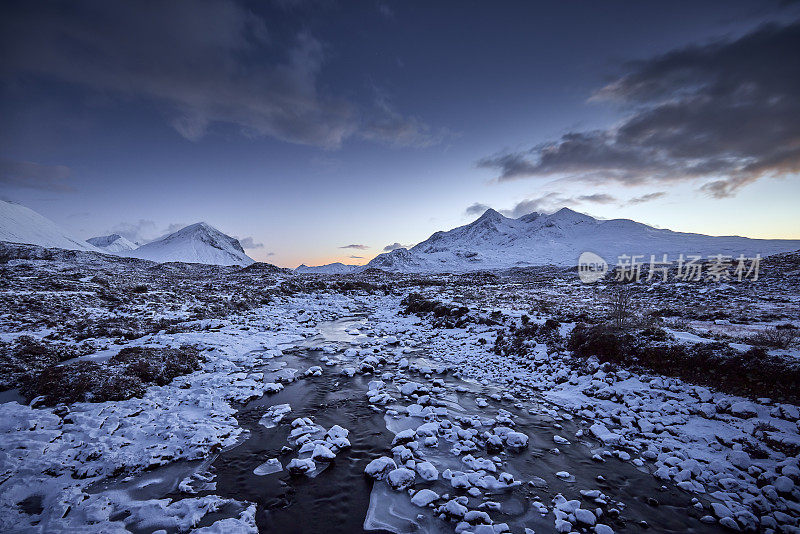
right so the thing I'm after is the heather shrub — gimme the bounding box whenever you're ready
[568,324,800,403]
[21,344,201,405]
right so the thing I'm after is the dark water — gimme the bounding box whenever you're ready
[207,359,396,533]
[94,316,724,533]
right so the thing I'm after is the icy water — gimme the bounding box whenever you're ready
[202,316,722,533]
[93,316,724,533]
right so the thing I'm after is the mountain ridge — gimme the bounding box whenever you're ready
[364,208,800,273]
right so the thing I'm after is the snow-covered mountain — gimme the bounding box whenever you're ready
[365,207,800,272]
[87,234,138,254]
[0,199,100,252]
[126,222,254,266]
[295,263,360,274]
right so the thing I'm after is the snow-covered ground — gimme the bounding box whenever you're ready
[0,244,798,533]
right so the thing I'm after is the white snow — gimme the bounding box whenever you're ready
[87,233,138,253]
[410,488,439,507]
[365,456,397,479]
[0,199,101,252]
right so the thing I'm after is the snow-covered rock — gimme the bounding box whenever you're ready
[365,457,397,479]
[387,467,416,490]
[411,489,439,507]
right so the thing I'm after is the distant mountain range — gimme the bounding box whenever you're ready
[299,207,800,274]
[3,199,799,271]
[295,262,360,274]
[0,200,254,267]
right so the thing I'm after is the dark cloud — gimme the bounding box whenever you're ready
[464,203,491,216]
[383,242,408,251]
[0,1,438,149]
[348,255,364,259]
[339,244,369,250]
[476,152,539,181]
[477,21,800,197]
[500,193,576,218]
[471,190,627,219]
[627,191,667,205]
[239,237,264,249]
[0,159,73,192]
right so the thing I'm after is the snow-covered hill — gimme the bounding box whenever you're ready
[365,207,800,272]
[0,200,100,252]
[87,234,138,254]
[126,222,254,266]
[295,263,360,274]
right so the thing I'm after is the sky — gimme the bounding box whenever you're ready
[1,0,798,268]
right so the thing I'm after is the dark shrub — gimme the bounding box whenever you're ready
[22,344,201,406]
[22,361,106,404]
[0,336,90,390]
[568,325,800,403]
[567,324,632,363]
[110,345,201,386]
[749,326,798,349]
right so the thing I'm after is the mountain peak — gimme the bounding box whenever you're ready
[476,208,504,222]
[87,233,137,253]
[548,207,596,224]
[177,222,213,234]
[128,222,254,266]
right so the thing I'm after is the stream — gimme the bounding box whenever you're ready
[92,315,724,533]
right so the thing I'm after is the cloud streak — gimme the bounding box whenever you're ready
[239,237,264,249]
[339,244,369,250]
[0,159,73,192]
[627,191,667,205]
[477,21,800,197]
